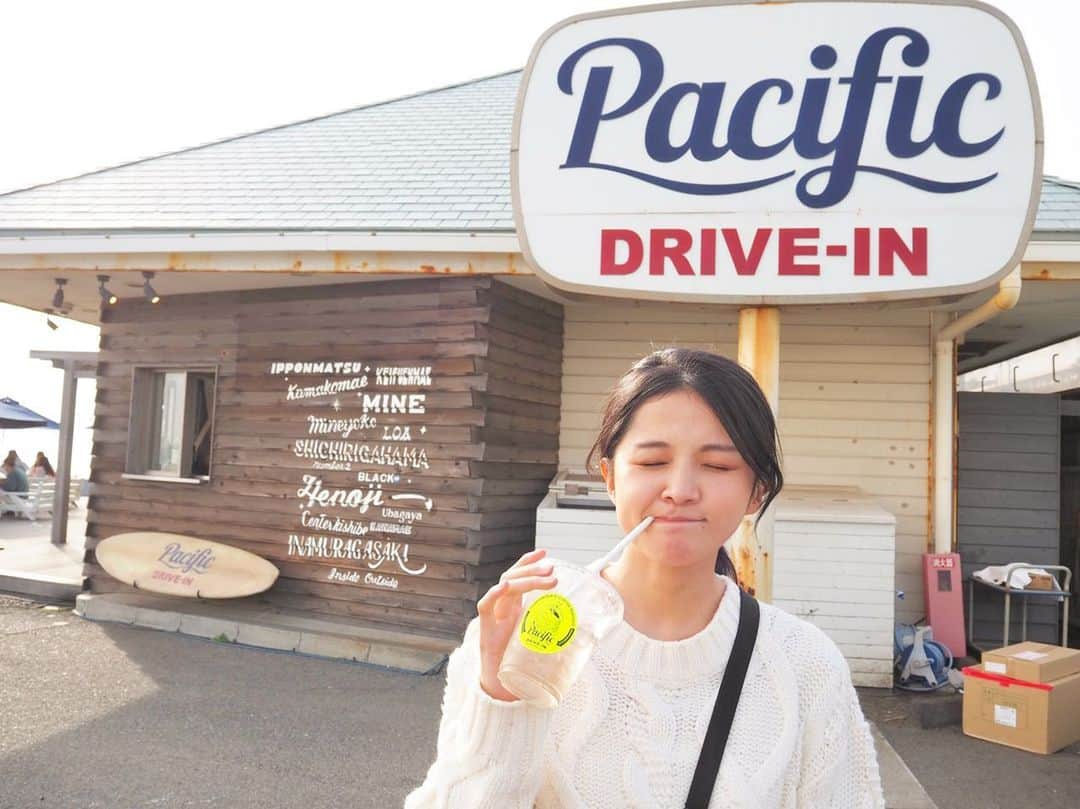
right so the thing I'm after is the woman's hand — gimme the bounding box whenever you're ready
[476,548,558,702]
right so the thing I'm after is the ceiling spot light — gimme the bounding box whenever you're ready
[142,271,161,304]
[97,275,118,305]
[52,278,66,309]
[44,308,59,331]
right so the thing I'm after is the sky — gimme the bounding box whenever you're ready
[1,0,1077,475]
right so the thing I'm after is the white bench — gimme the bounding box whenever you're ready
[1,477,87,520]
[1,478,55,520]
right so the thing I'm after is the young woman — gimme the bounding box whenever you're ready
[4,450,28,474]
[406,349,884,808]
[30,452,56,478]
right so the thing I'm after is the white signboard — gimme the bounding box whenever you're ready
[512,0,1042,303]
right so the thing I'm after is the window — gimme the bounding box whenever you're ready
[127,367,217,480]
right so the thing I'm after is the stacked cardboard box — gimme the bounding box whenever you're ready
[962,642,1080,754]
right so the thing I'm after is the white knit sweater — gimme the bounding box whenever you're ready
[405,574,885,809]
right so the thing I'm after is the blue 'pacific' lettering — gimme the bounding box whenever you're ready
[557,28,1002,208]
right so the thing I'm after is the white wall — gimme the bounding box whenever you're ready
[559,300,739,470]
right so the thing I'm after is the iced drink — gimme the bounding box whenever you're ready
[496,559,624,709]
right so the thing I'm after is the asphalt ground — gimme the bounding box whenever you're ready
[861,687,1080,809]
[2,593,1079,809]
[0,595,444,809]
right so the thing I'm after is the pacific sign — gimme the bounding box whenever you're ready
[511,0,1042,303]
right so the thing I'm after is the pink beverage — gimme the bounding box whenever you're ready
[497,559,624,709]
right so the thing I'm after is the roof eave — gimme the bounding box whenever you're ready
[1023,235,1080,262]
[0,229,521,258]
[0,227,1078,266]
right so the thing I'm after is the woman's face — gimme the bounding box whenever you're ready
[600,389,763,570]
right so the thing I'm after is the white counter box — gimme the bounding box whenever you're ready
[535,471,621,566]
[772,487,897,687]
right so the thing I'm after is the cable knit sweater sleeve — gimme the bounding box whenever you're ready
[795,643,886,809]
[404,618,553,809]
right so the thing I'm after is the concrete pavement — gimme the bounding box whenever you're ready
[869,724,936,809]
[860,686,1080,809]
[0,594,444,809]
[0,508,86,601]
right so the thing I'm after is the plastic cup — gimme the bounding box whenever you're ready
[496,559,624,709]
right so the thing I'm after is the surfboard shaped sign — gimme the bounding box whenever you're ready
[95,532,279,598]
[512,0,1043,304]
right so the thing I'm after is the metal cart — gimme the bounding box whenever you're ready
[966,564,1073,652]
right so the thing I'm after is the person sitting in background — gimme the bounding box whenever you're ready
[30,452,56,478]
[2,459,29,493]
[3,450,28,474]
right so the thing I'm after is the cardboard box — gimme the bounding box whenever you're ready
[1026,572,1055,591]
[982,642,1080,683]
[962,665,1080,754]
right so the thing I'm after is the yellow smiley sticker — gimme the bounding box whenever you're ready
[519,593,578,654]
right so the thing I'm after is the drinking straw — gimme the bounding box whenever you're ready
[596,515,655,568]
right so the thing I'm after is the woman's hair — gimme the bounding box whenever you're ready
[35,453,56,476]
[4,450,18,466]
[585,348,783,582]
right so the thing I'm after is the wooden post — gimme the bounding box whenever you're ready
[51,360,78,546]
[732,307,780,601]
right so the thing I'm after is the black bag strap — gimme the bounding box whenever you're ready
[684,589,760,809]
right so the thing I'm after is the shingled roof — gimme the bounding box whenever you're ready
[0,72,521,234]
[1033,176,1080,236]
[0,70,1077,237]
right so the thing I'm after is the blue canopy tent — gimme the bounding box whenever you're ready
[0,397,60,430]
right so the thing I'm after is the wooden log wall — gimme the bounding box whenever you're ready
[85,276,563,640]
